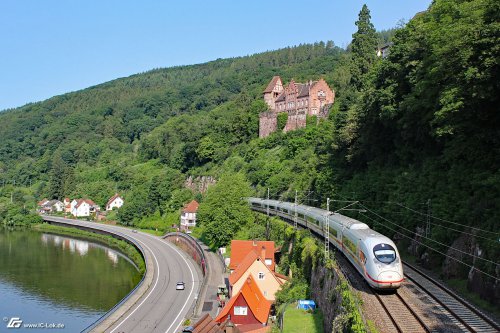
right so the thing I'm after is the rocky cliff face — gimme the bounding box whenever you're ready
[184,176,216,193]
[405,227,499,305]
[309,263,342,333]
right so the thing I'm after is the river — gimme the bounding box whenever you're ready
[0,227,142,332]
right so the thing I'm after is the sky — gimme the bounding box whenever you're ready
[0,1,432,111]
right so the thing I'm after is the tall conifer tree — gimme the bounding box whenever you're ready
[350,4,378,90]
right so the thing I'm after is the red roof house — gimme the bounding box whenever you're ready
[215,275,271,326]
[229,240,275,272]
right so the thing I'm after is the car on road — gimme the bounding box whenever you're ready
[176,282,185,290]
[132,229,137,233]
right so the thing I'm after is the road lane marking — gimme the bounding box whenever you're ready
[139,233,197,333]
[44,217,199,333]
[109,237,160,333]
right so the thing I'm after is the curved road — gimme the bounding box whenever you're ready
[42,216,202,333]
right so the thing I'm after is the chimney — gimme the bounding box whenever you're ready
[261,246,266,262]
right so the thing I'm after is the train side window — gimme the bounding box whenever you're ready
[359,250,366,264]
[329,227,338,238]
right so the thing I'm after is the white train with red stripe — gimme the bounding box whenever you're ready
[248,197,403,290]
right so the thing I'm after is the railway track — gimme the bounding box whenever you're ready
[375,291,432,333]
[403,262,500,333]
[250,204,500,332]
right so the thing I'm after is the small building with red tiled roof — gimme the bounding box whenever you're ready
[216,275,271,326]
[37,198,49,207]
[229,249,288,302]
[106,193,124,211]
[229,240,275,272]
[180,200,199,232]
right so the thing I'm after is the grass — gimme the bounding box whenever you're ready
[283,303,323,333]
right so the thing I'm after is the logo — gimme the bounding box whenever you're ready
[6,317,22,328]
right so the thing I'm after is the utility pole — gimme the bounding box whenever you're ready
[426,199,431,237]
[294,190,298,230]
[324,198,330,257]
[266,188,270,240]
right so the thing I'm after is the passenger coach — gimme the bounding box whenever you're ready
[248,197,404,290]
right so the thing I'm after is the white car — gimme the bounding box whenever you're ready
[176,282,185,290]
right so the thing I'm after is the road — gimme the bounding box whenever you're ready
[42,216,202,333]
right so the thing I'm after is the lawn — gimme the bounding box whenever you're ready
[283,303,323,333]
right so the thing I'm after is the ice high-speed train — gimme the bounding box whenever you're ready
[248,198,403,290]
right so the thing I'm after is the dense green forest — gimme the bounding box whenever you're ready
[0,0,498,306]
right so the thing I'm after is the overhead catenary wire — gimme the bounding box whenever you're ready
[359,212,499,281]
[332,192,499,237]
[381,210,499,244]
[394,202,499,236]
[358,203,499,267]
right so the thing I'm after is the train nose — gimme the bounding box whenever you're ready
[377,271,403,288]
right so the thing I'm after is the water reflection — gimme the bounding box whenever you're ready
[40,233,129,266]
[0,228,141,332]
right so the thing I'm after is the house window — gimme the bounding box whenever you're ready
[264,291,268,297]
[234,306,248,316]
[265,259,272,266]
[258,272,265,280]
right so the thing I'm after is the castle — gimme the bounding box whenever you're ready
[259,76,335,138]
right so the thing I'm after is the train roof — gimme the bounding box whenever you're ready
[247,197,398,251]
[248,197,370,230]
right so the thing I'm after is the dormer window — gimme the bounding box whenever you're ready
[265,259,272,266]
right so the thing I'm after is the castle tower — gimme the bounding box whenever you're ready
[263,76,283,111]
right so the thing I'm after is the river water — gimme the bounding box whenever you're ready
[0,228,142,332]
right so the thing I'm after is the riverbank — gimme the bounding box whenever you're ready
[33,223,145,275]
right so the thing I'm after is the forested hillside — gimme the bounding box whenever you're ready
[0,0,498,307]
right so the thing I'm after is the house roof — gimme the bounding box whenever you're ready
[38,198,48,206]
[216,275,271,324]
[106,193,122,207]
[75,199,97,210]
[229,250,259,285]
[229,250,287,287]
[237,324,271,333]
[192,313,224,333]
[229,240,275,271]
[183,200,199,213]
[263,76,281,93]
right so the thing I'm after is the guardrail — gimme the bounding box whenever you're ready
[163,232,209,317]
[40,216,148,333]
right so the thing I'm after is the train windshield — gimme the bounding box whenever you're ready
[373,243,396,264]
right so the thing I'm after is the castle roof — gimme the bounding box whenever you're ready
[263,76,281,93]
[275,93,285,102]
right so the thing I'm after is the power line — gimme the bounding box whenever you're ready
[377,210,499,244]
[334,191,499,237]
[358,203,499,267]
[394,202,499,236]
[359,212,499,281]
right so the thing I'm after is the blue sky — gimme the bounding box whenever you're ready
[0,1,432,111]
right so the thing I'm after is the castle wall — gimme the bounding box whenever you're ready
[259,112,277,138]
[284,110,307,132]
